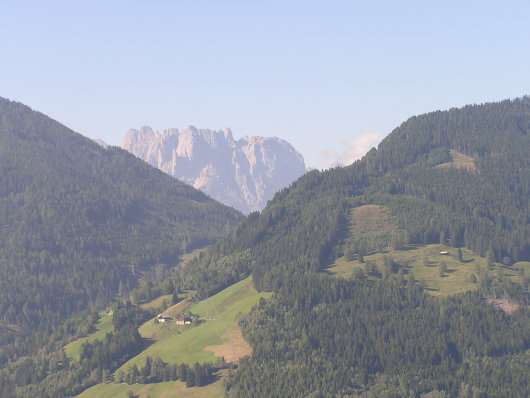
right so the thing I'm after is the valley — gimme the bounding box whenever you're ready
[1,96,529,397]
[2,1,530,395]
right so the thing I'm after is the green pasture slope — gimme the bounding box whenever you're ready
[334,202,527,297]
[138,298,195,343]
[117,276,270,372]
[139,294,174,310]
[436,149,476,172]
[76,276,270,397]
[64,250,203,361]
[329,243,526,297]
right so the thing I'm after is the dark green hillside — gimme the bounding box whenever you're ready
[0,97,242,344]
[189,97,530,296]
[2,95,529,397]
[230,275,529,397]
[184,97,530,397]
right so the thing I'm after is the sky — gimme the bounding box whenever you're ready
[1,1,530,170]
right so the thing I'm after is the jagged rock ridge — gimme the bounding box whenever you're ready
[122,126,307,213]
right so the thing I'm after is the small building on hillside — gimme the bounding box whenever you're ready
[440,251,449,256]
[176,315,192,325]
[157,314,172,323]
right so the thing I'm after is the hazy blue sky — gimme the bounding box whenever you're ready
[1,1,529,169]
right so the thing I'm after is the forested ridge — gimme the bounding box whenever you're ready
[1,96,529,397]
[186,97,530,396]
[184,97,529,297]
[0,97,243,396]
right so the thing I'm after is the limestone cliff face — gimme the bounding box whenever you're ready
[122,126,306,213]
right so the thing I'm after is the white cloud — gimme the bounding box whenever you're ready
[321,132,384,168]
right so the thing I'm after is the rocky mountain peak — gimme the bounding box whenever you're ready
[122,126,307,213]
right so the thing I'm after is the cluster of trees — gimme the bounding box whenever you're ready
[0,301,151,398]
[88,96,530,396]
[78,325,143,377]
[185,188,349,296]
[227,273,529,397]
[117,356,215,388]
[350,246,528,304]
[361,98,530,261]
[130,276,177,305]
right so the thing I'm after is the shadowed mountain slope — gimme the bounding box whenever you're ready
[0,97,243,338]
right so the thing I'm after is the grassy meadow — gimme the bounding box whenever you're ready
[138,298,195,343]
[333,201,527,297]
[139,294,173,310]
[73,200,528,398]
[436,150,476,171]
[328,243,526,297]
[115,276,271,373]
[74,276,269,397]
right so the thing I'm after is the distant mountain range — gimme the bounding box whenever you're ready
[122,126,307,214]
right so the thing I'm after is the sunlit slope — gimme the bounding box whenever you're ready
[329,244,527,297]
[116,276,271,372]
[330,203,527,297]
[75,276,270,398]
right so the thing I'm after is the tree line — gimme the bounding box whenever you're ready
[227,273,529,397]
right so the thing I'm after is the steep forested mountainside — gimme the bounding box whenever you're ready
[189,97,530,296]
[185,97,530,397]
[231,275,529,397]
[0,97,243,343]
[1,96,529,398]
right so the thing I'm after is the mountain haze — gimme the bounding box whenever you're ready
[122,126,307,214]
[1,96,529,398]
